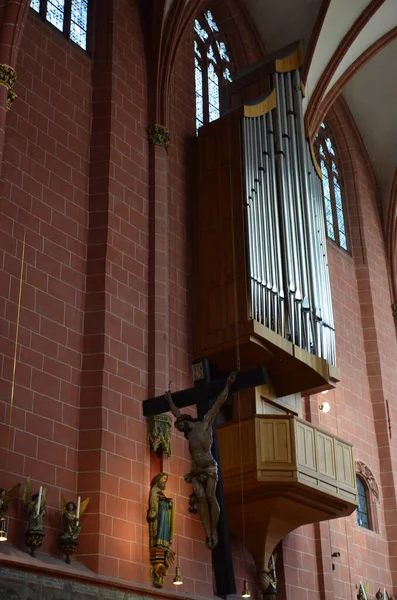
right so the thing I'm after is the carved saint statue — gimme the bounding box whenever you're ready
[146,472,175,587]
[165,371,236,550]
[23,477,46,556]
[23,478,46,533]
[61,495,89,541]
[0,484,20,518]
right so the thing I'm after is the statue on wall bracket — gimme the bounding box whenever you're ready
[23,477,46,557]
[147,472,175,587]
[147,414,172,457]
[60,494,90,563]
[165,371,236,550]
[0,484,20,541]
[260,553,277,599]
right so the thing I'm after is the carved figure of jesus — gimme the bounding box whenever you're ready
[165,371,236,550]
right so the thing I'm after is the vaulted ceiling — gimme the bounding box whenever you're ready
[243,0,397,222]
[162,0,396,288]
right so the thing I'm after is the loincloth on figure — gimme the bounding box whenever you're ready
[184,459,218,484]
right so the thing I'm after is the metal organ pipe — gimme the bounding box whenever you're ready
[241,70,335,366]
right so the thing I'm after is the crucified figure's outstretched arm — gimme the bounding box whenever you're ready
[164,390,181,418]
[204,371,236,426]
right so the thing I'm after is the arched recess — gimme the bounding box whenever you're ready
[356,460,380,533]
[139,0,265,127]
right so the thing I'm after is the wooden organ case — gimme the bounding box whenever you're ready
[194,43,357,592]
[194,43,339,397]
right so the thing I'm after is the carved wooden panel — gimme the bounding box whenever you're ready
[257,417,292,465]
[316,430,336,479]
[335,438,355,487]
[296,420,316,471]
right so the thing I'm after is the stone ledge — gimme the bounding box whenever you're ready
[0,544,204,600]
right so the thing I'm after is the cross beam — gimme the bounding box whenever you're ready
[143,363,268,597]
[142,364,268,416]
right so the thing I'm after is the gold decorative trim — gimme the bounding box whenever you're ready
[148,124,170,150]
[392,303,397,319]
[0,64,17,111]
[148,414,172,457]
[275,41,303,73]
[243,89,277,118]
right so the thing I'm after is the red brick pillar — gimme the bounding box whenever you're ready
[148,125,170,397]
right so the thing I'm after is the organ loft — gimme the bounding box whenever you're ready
[0,2,396,600]
[144,41,358,598]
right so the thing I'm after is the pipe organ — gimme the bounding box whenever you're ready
[194,43,339,396]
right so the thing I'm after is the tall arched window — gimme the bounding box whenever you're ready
[30,0,89,51]
[314,122,348,251]
[356,475,371,529]
[194,10,233,133]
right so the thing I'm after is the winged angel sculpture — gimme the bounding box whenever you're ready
[23,477,46,556]
[60,494,89,563]
[0,483,20,518]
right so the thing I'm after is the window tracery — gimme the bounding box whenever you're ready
[30,0,89,51]
[314,122,348,251]
[194,10,234,132]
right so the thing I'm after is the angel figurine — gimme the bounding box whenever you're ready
[60,494,89,563]
[23,477,46,556]
[0,484,20,518]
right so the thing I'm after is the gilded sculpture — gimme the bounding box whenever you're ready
[165,371,236,550]
[0,484,20,518]
[147,472,175,587]
[60,495,90,563]
[148,414,172,457]
[23,477,46,556]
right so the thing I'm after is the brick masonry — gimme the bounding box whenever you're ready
[0,1,396,599]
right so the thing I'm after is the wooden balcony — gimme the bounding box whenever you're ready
[217,415,357,575]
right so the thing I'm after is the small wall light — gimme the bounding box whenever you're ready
[173,565,183,585]
[241,580,251,598]
[0,517,8,542]
[319,401,331,413]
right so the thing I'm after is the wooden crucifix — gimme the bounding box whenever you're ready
[143,362,268,597]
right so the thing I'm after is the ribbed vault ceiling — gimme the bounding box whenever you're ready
[242,0,397,222]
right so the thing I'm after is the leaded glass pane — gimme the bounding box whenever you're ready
[356,477,370,529]
[324,197,335,241]
[325,137,334,155]
[195,59,204,133]
[70,0,88,49]
[194,19,208,41]
[224,68,232,83]
[47,0,65,32]
[194,10,232,132]
[208,63,219,123]
[317,122,348,250]
[194,40,201,58]
[216,41,230,62]
[30,0,40,11]
[207,45,216,64]
[205,10,219,32]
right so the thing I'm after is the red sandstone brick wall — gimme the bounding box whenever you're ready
[1,2,397,600]
[0,9,91,554]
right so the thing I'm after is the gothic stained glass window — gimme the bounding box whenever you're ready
[356,476,371,530]
[314,122,348,251]
[30,0,89,51]
[194,10,234,133]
